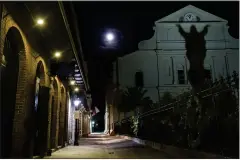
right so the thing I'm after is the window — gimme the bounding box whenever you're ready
[178,70,185,84]
[135,71,144,87]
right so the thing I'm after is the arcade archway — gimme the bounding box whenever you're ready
[50,78,58,149]
[1,27,25,158]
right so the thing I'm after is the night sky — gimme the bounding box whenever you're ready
[73,1,239,128]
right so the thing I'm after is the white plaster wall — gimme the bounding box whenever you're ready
[119,50,158,87]
[114,49,238,103]
[113,6,239,103]
[227,51,239,74]
[155,23,229,50]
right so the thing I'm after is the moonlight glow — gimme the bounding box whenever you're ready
[106,32,114,41]
[101,29,122,49]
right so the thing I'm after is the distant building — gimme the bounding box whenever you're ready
[112,5,239,102]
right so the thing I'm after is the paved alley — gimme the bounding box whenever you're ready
[45,133,174,159]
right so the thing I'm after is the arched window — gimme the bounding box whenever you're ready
[135,71,144,87]
[177,64,185,84]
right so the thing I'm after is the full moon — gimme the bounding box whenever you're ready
[106,32,114,41]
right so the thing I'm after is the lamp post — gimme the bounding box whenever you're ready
[74,99,81,146]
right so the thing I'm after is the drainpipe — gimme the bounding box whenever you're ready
[58,2,88,91]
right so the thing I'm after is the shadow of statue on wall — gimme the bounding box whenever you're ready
[176,24,210,149]
[176,24,210,93]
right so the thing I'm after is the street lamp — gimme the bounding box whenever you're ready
[74,87,79,92]
[54,51,61,58]
[70,80,75,85]
[36,18,45,26]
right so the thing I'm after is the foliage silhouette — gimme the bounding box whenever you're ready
[115,72,239,158]
[117,87,153,113]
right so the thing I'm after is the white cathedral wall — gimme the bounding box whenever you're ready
[118,50,158,87]
[118,50,161,102]
[227,51,239,74]
[113,7,239,103]
[115,48,238,102]
[155,23,229,50]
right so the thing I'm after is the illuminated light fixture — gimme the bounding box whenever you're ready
[36,18,45,25]
[75,78,82,80]
[74,87,79,92]
[74,100,81,106]
[75,69,79,72]
[70,80,75,85]
[75,74,81,77]
[54,52,61,58]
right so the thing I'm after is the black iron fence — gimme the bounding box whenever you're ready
[114,71,239,158]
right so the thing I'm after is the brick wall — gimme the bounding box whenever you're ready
[0,5,69,158]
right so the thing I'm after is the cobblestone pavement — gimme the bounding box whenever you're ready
[45,133,175,159]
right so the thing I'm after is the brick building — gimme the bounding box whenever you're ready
[0,2,90,158]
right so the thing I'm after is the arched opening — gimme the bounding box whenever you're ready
[58,87,65,147]
[32,61,47,157]
[1,27,24,158]
[50,79,58,149]
[58,102,62,147]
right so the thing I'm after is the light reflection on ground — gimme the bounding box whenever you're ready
[45,133,173,159]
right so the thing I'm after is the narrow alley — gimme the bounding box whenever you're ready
[0,1,239,159]
[46,133,174,159]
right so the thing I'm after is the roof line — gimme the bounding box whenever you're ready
[58,1,88,90]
